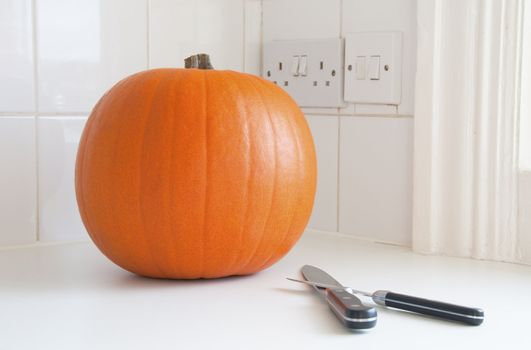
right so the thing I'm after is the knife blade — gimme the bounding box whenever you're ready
[301,265,377,330]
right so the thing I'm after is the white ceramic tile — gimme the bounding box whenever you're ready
[244,0,262,75]
[38,117,88,242]
[149,0,244,70]
[262,0,341,41]
[519,172,531,262]
[339,116,413,245]
[342,0,416,115]
[36,0,148,113]
[305,115,339,232]
[0,117,36,245]
[519,1,531,171]
[0,0,35,112]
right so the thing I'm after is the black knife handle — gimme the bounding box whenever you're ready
[326,289,377,330]
[372,290,484,326]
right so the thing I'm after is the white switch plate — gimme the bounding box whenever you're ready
[344,32,402,105]
[263,38,345,108]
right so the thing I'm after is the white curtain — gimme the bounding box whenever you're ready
[413,0,528,263]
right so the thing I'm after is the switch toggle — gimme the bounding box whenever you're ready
[355,56,366,80]
[368,55,380,80]
[298,55,308,76]
[291,56,300,76]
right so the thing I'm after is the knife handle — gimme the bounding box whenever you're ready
[326,289,377,330]
[372,290,484,326]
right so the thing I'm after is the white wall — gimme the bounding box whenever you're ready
[263,0,416,245]
[0,0,414,247]
[0,0,261,246]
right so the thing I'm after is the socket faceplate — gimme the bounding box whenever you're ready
[263,38,345,108]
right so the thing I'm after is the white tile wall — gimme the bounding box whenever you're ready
[0,0,35,112]
[339,117,413,245]
[38,117,88,242]
[519,172,531,262]
[149,0,244,70]
[36,0,148,113]
[0,117,36,245]
[263,0,341,41]
[306,115,339,232]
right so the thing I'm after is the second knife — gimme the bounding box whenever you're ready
[301,265,377,330]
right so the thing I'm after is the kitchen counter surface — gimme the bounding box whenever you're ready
[1,230,530,350]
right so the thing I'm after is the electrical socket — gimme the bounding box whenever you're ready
[263,38,345,108]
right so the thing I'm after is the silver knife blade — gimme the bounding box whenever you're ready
[301,265,343,295]
[287,277,372,297]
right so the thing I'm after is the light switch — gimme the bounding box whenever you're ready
[355,56,366,80]
[369,55,380,80]
[291,56,300,76]
[298,55,308,76]
[344,32,402,104]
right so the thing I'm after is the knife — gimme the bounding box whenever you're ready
[301,265,377,330]
[293,265,484,326]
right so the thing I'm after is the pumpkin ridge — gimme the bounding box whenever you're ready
[255,81,303,270]
[166,72,186,277]
[76,100,101,249]
[79,80,122,269]
[237,75,278,272]
[79,80,138,260]
[200,70,208,278]
[217,71,252,276]
[122,74,169,275]
[135,72,172,277]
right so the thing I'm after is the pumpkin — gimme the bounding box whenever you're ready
[75,54,316,279]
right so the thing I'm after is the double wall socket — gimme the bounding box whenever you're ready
[263,38,345,108]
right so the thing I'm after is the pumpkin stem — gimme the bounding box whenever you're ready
[184,54,213,70]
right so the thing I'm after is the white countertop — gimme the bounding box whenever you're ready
[1,230,530,350]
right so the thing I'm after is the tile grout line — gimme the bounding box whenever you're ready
[0,112,413,119]
[340,0,346,146]
[0,112,89,117]
[306,228,411,248]
[242,0,246,72]
[0,239,91,252]
[339,0,344,38]
[305,112,414,118]
[146,0,150,69]
[336,115,341,232]
[336,72,340,231]
[259,0,263,75]
[31,0,40,242]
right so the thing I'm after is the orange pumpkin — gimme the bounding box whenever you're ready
[75,54,316,279]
